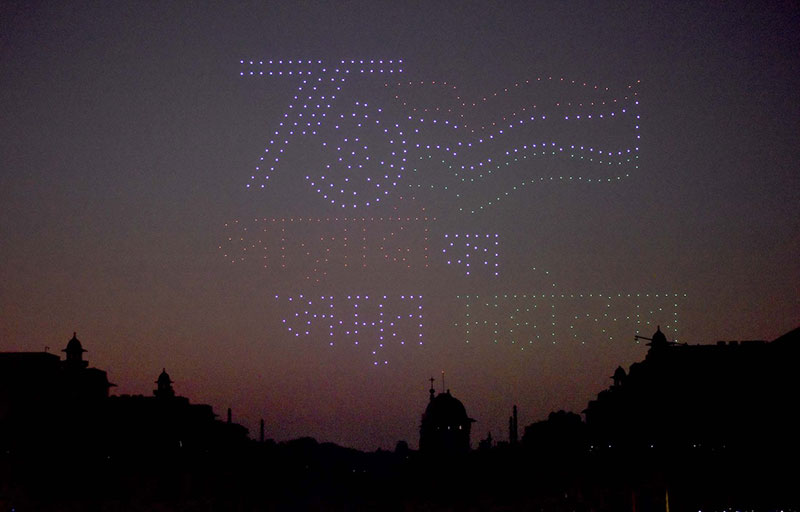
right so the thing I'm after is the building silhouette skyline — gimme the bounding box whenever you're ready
[0,332,248,460]
[2,325,798,510]
[584,325,800,454]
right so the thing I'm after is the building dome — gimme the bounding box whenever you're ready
[154,368,175,399]
[64,332,86,354]
[63,332,88,368]
[156,369,173,386]
[612,366,627,387]
[419,387,475,455]
[651,326,667,346]
[423,391,471,426]
[645,326,671,355]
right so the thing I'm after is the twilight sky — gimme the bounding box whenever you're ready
[2,1,798,450]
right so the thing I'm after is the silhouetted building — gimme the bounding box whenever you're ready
[106,368,248,455]
[1,333,248,457]
[0,333,115,451]
[611,366,626,388]
[522,410,586,459]
[419,379,475,455]
[61,333,115,401]
[584,325,800,453]
[153,368,175,399]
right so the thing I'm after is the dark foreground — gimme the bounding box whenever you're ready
[2,438,798,511]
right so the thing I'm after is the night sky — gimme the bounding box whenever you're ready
[2,1,798,451]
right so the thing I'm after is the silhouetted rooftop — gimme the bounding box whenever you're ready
[424,391,474,426]
[64,332,87,354]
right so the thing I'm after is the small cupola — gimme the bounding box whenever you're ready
[63,332,88,368]
[154,368,175,399]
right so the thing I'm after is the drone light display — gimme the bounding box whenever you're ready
[238,60,640,212]
[275,294,424,365]
[223,59,680,366]
[219,218,504,281]
[455,292,683,347]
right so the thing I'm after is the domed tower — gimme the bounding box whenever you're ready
[644,326,672,358]
[612,366,627,388]
[419,377,475,455]
[650,326,668,348]
[60,332,114,400]
[154,369,175,399]
[62,332,88,369]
